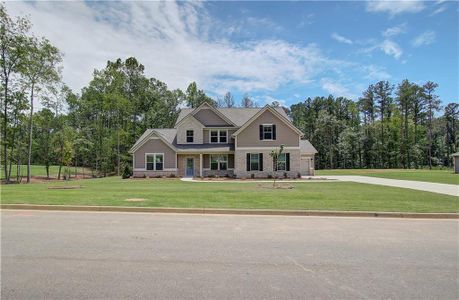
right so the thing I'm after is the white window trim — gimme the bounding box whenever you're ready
[145,153,165,171]
[210,154,228,171]
[209,129,228,144]
[186,130,194,143]
[249,153,260,171]
[262,124,274,141]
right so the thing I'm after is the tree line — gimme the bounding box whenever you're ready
[1,5,457,183]
[290,81,458,170]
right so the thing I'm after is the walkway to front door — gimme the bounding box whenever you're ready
[186,158,194,177]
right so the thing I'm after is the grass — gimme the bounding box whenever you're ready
[0,165,91,180]
[316,169,458,185]
[1,177,457,213]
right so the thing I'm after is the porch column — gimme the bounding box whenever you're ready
[199,153,203,178]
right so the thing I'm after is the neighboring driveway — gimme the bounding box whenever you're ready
[2,210,458,299]
[320,175,459,196]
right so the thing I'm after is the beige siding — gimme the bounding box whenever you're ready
[236,110,299,147]
[194,108,231,126]
[176,116,204,144]
[300,154,315,176]
[203,154,210,168]
[234,149,301,178]
[203,129,236,143]
[134,138,176,169]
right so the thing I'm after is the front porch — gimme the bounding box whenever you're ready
[177,153,235,178]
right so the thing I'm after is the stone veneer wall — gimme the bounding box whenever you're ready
[234,149,301,179]
[133,170,177,178]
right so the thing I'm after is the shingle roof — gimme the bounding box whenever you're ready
[300,139,318,154]
[175,107,289,127]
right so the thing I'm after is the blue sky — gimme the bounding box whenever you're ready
[6,1,458,107]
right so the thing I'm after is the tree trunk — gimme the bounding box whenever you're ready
[58,145,63,180]
[117,129,120,176]
[427,100,433,170]
[3,77,9,182]
[26,84,35,183]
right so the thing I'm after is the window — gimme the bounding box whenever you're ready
[155,154,163,171]
[250,153,259,171]
[146,153,163,171]
[263,125,273,140]
[276,153,287,171]
[210,130,228,143]
[210,130,219,143]
[186,130,194,143]
[219,130,227,143]
[210,154,228,171]
[146,155,155,170]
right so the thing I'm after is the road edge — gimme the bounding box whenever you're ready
[1,204,458,219]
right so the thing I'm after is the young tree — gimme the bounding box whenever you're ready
[423,81,441,169]
[22,37,62,183]
[0,4,30,181]
[269,144,284,188]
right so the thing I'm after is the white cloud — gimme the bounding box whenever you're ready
[364,40,403,59]
[366,1,425,16]
[411,30,436,47]
[320,78,355,99]
[363,65,391,80]
[431,6,446,16]
[5,1,347,97]
[382,23,407,37]
[331,32,353,44]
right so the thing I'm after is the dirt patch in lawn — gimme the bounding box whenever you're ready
[257,184,294,189]
[125,198,146,202]
[48,185,82,190]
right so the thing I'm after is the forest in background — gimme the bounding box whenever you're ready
[1,5,458,183]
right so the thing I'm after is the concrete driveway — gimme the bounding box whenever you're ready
[314,175,459,196]
[2,210,458,299]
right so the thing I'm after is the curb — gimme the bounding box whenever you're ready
[1,204,458,219]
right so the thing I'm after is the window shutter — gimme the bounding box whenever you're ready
[246,153,250,171]
[286,153,290,171]
[272,124,276,140]
[259,153,263,171]
[259,125,263,140]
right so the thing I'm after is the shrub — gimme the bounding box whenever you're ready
[297,172,301,178]
[284,172,288,179]
[122,165,133,179]
[169,173,176,178]
[251,174,255,179]
[267,174,273,179]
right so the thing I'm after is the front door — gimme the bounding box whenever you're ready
[186,158,194,177]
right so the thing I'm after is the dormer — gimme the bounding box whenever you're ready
[176,115,204,144]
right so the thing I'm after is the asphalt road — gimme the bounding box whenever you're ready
[2,210,458,299]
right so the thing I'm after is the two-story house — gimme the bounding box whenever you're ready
[129,103,317,178]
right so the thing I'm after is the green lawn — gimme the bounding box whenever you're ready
[1,177,457,213]
[1,165,90,180]
[316,169,458,185]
